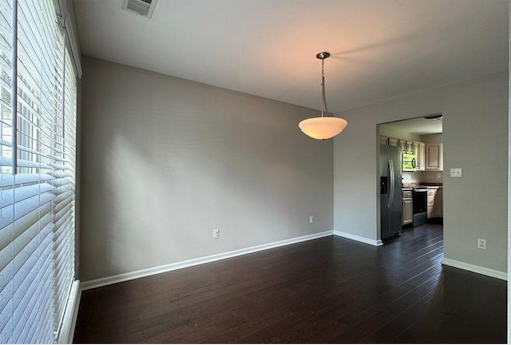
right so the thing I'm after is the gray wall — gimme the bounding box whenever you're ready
[80,57,334,282]
[421,133,442,143]
[334,72,508,273]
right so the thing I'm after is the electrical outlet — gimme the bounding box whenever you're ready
[309,215,314,223]
[213,228,220,239]
[436,173,441,179]
[450,168,462,178]
[477,238,486,250]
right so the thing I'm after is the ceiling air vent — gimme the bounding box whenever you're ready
[122,0,158,19]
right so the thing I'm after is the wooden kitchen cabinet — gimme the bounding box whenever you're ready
[388,138,399,147]
[398,139,406,152]
[427,187,443,218]
[402,197,413,225]
[434,188,443,217]
[406,141,414,154]
[416,142,426,171]
[402,190,413,225]
[425,143,443,171]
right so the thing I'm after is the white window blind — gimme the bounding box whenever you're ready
[0,0,77,343]
[53,46,76,337]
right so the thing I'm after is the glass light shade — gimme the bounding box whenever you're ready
[299,117,348,140]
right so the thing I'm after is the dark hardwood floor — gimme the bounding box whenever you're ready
[73,224,507,343]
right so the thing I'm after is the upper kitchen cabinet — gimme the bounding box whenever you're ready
[380,136,400,147]
[398,139,406,152]
[416,142,426,171]
[425,143,443,171]
[380,135,441,172]
[389,138,399,147]
[406,141,415,154]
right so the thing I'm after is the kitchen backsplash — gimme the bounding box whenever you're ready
[403,171,443,184]
[402,172,420,183]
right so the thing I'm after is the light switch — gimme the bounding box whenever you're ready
[450,168,462,178]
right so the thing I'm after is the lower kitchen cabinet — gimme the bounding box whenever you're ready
[427,187,443,218]
[402,191,413,225]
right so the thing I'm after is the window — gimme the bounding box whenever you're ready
[0,0,77,343]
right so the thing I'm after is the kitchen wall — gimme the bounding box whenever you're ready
[419,171,443,184]
[421,133,442,143]
[402,172,421,184]
[80,57,334,282]
[334,72,507,274]
[402,169,442,185]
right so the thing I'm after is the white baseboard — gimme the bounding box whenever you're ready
[442,258,507,281]
[81,230,334,291]
[334,230,383,246]
[57,280,81,344]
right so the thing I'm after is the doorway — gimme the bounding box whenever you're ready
[377,114,444,244]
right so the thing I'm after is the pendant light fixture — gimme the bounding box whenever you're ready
[299,52,348,140]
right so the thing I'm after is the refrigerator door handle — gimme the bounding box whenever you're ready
[387,160,392,208]
[388,160,394,208]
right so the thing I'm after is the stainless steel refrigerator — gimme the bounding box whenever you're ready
[380,145,402,239]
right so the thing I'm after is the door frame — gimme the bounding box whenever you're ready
[376,112,443,243]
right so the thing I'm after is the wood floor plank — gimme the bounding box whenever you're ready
[73,223,507,344]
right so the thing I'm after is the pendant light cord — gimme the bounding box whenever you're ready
[321,57,328,117]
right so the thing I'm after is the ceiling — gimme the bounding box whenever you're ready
[382,117,442,135]
[73,0,508,113]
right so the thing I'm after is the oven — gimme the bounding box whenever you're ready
[412,188,428,226]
